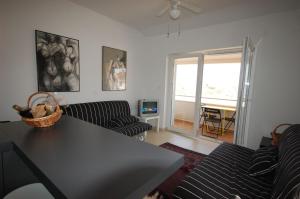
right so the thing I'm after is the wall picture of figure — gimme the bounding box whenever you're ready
[35,30,80,92]
[102,46,127,91]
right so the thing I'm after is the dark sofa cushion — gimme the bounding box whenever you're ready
[248,146,278,176]
[271,124,300,199]
[62,101,152,137]
[173,143,273,199]
[112,116,139,125]
[61,101,131,127]
[173,124,300,199]
[107,116,139,128]
[289,185,300,199]
[112,122,152,137]
[107,119,124,128]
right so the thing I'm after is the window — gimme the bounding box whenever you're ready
[174,57,241,107]
[201,63,241,107]
[175,64,198,102]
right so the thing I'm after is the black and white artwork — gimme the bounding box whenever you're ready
[35,30,80,92]
[102,46,127,91]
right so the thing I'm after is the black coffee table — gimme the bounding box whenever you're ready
[0,116,184,199]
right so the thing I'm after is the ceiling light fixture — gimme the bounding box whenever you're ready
[157,0,202,20]
[166,22,181,38]
[169,8,181,20]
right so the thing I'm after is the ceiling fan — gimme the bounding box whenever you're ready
[157,0,202,20]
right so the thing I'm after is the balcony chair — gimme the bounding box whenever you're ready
[201,107,222,138]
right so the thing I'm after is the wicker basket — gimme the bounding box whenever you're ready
[22,92,62,128]
[271,123,292,145]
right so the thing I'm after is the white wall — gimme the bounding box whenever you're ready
[144,9,300,149]
[0,0,149,121]
[1,0,300,150]
[174,101,195,122]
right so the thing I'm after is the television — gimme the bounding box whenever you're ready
[138,100,159,117]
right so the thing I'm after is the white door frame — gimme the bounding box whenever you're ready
[166,45,255,145]
[234,37,256,146]
[193,54,204,135]
[167,52,203,137]
[199,47,243,141]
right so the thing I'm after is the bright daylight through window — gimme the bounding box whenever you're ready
[175,64,198,102]
[175,63,241,107]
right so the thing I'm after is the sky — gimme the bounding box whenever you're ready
[175,63,241,106]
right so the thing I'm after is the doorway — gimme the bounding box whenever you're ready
[198,53,242,143]
[167,37,255,146]
[171,57,199,136]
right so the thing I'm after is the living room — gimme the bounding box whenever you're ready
[1,0,300,198]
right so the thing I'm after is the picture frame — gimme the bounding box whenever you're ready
[102,46,127,91]
[35,30,80,92]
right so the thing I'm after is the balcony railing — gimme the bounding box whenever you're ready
[175,95,237,107]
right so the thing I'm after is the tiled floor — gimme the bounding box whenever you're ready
[145,129,219,155]
[173,119,234,144]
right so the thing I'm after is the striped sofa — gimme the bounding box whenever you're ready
[173,124,300,199]
[61,101,152,138]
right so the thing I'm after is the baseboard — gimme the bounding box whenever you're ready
[174,119,194,124]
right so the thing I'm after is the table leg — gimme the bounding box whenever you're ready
[156,118,159,133]
[221,110,225,135]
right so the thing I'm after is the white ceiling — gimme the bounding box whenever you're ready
[69,0,300,36]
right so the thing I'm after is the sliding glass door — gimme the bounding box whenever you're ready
[168,37,255,144]
[234,37,255,146]
[168,54,203,136]
[170,57,199,135]
[199,53,242,143]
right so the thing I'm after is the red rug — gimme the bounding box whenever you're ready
[149,143,207,199]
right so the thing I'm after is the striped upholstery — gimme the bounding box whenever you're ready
[174,124,300,199]
[271,124,300,199]
[61,101,152,137]
[111,116,139,126]
[248,146,278,177]
[111,122,152,137]
[173,143,274,199]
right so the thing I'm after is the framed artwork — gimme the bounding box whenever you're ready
[102,46,127,91]
[35,30,80,92]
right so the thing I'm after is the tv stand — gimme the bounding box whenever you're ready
[138,115,160,133]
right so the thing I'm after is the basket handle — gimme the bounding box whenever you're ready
[272,123,292,135]
[27,92,59,108]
